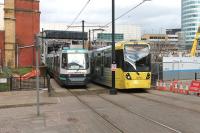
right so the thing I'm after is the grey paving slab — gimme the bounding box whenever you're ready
[0,91,57,108]
[101,93,200,133]
[149,90,200,105]
[78,95,173,133]
[0,95,120,133]
[134,92,200,113]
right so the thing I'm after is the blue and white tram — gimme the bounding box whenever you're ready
[46,47,90,86]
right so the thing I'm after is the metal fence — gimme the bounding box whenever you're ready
[0,76,48,91]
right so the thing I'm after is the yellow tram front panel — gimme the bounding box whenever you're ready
[115,69,151,89]
[115,68,125,89]
[123,72,151,89]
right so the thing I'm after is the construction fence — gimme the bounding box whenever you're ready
[152,61,200,96]
[151,61,200,85]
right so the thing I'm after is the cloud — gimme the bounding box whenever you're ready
[40,0,181,33]
[0,0,181,33]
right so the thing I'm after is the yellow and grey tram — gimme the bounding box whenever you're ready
[91,41,151,89]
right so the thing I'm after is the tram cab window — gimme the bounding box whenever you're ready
[124,61,136,72]
[124,55,151,72]
[62,53,68,69]
[116,50,124,68]
[135,54,151,72]
[85,54,90,69]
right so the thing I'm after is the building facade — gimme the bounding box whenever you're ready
[106,24,141,41]
[141,34,167,43]
[0,4,4,66]
[182,0,200,48]
[97,33,124,42]
[0,4,4,30]
[41,23,141,41]
[141,34,178,45]
[4,0,40,67]
[166,29,181,35]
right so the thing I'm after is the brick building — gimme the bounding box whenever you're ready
[0,31,4,66]
[3,0,40,68]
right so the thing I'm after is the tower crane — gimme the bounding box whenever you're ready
[190,26,200,57]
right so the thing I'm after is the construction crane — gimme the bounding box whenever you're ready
[190,26,200,57]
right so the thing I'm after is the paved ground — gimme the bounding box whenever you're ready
[0,80,200,133]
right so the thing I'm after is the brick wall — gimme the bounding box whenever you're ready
[0,31,4,66]
[15,0,40,67]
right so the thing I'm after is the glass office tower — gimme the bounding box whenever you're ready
[182,0,200,48]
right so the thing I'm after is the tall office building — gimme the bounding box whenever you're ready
[182,0,200,48]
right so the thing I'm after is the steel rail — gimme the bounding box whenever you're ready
[67,89,124,133]
[98,94,182,133]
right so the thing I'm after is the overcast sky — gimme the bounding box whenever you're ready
[0,0,181,33]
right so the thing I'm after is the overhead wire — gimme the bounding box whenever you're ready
[67,0,91,30]
[102,0,149,28]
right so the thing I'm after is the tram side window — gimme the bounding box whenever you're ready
[58,57,60,70]
[96,57,101,67]
[116,50,124,69]
[104,52,111,68]
[104,57,111,68]
[54,57,57,71]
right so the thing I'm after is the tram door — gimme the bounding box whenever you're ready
[101,52,104,76]
[95,52,103,78]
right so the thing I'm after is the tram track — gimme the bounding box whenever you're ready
[130,93,200,114]
[148,91,200,106]
[67,89,124,133]
[68,88,182,133]
[98,94,182,133]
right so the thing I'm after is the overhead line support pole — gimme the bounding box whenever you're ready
[82,20,85,49]
[110,0,117,95]
[89,29,91,49]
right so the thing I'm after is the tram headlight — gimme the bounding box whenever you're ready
[126,73,132,80]
[146,73,151,79]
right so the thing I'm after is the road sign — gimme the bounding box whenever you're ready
[111,64,117,71]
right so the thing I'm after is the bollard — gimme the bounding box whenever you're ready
[10,76,12,91]
[47,74,51,97]
[195,72,197,80]
[44,76,46,88]
[20,75,22,90]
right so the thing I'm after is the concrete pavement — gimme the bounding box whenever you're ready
[0,83,200,133]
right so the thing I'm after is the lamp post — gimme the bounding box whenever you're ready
[35,31,46,116]
[35,34,40,116]
[82,20,85,49]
